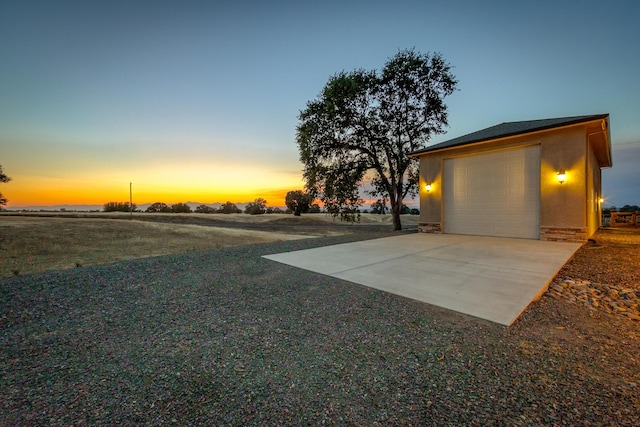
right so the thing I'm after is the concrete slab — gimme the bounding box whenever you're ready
[263,233,581,325]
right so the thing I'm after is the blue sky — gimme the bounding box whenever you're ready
[1,0,638,207]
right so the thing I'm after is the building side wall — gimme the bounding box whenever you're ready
[418,125,591,241]
[586,136,602,236]
[539,127,587,239]
[418,155,443,232]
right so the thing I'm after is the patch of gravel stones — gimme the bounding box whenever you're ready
[546,277,640,321]
[2,231,640,425]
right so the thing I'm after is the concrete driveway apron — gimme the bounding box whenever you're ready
[264,233,581,325]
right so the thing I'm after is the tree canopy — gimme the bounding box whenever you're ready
[296,49,457,230]
[370,199,388,215]
[285,190,313,216]
[103,201,137,212]
[195,204,217,214]
[244,198,268,215]
[171,202,192,213]
[146,202,172,213]
[0,165,10,206]
[620,204,640,212]
[218,201,242,214]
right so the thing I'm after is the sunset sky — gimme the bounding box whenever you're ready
[1,0,639,208]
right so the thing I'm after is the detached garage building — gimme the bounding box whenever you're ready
[409,114,612,242]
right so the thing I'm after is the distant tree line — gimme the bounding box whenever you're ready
[102,191,322,216]
[604,205,640,214]
[366,199,419,215]
[103,201,137,212]
[103,191,426,216]
[145,202,192,213]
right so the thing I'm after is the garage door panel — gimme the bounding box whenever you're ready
[443,146,540,239]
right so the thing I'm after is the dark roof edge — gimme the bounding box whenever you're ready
[409,114,609,157]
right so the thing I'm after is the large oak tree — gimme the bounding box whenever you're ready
[296,49,457,230]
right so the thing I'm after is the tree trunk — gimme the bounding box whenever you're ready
[390,201,402,231]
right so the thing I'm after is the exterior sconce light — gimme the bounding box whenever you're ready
[599,198,604,204]
[557,170,566,184]
[425,183,432,192]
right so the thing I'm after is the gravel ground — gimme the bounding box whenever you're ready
[555,227,640,290]
[2,229,639,425]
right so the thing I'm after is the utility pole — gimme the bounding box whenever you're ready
[129,182,133,220]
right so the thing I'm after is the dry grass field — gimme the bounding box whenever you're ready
[0,213,419,278]
[0,215,314,278]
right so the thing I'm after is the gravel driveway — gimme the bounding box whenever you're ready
[2,230,639,425]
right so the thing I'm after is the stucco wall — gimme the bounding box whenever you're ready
[418,124,597,241]
[587,137,602,236]
[418,155,442,228]
[539,127,586,230]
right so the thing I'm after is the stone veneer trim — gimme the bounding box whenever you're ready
[540,226,588,243]
[418,224,589,242]
[418,222,442,233]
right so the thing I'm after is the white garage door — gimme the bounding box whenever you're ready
[443,145,540,239]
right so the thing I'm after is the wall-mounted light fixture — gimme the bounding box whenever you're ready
[557,169,567,184]
[599,198,605,204]
[425,183,432,192]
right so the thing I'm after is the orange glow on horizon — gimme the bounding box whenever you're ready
[4,169,305,208]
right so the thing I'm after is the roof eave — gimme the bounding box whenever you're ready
[409,114,611,158]
[589,116,612,169]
